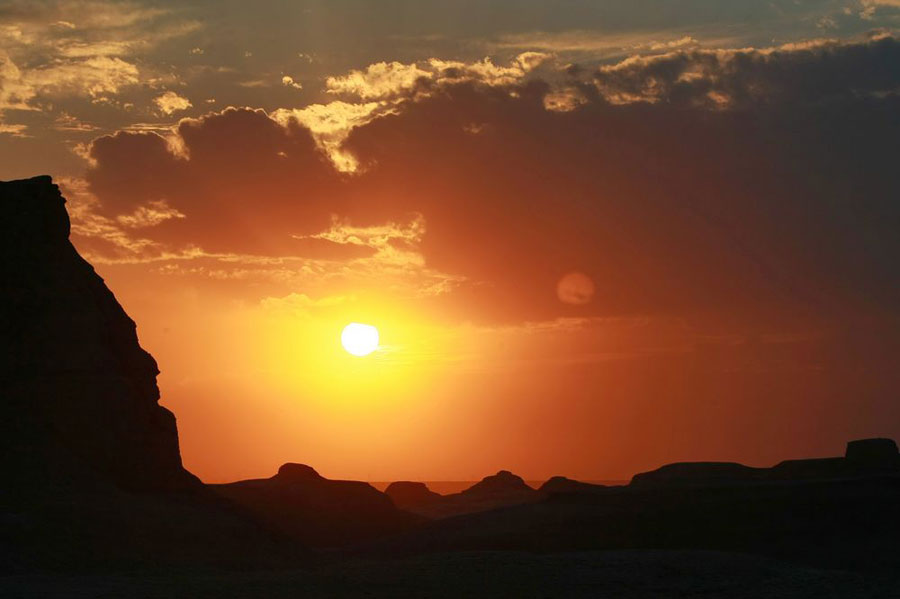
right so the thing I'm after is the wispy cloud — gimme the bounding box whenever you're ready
[0,1,199,127]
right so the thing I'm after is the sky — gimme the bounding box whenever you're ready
[2,0,899,483]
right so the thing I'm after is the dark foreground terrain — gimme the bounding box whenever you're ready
[3,176,900,597]
[6,550,900,598]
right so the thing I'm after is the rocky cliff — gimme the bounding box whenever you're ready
[1,175,197,493]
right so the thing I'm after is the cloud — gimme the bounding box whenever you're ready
[860,0,900,18]
[0,1,198,127]
[27,56,139,98]
[0,48,37,112]
[54,112,99,131]
[260,293,352,318]
[587,36,900,107]
[154,91,192,115]
[325,52,552,102]
[326,62,432,100]
[116,200,185,228]
[296,215,429,268]
[85,106,342,255]
[80,36,900,330]
[274,53,554,171]
[281,75,303,90]
[491,30,711,60]
[0,122,28,136]
[272,101,386,172]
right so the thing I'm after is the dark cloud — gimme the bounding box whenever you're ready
[590,34,900,108]
[88,107,340,254]
[84,36,900,327]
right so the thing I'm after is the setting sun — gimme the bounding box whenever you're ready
[341,322,380,356]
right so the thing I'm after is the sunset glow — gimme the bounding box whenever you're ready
[2,0,898,487]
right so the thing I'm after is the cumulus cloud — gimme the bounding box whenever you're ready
[79,36,900,328]
[86,107,341,253]
[273,53,554,171]
[272,101,386,172]
[587,36,900,107]
[154,90,192,115]
[324,52,552,102]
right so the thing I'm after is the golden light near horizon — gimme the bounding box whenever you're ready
[341,322,380,356]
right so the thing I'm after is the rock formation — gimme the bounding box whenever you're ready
[539,476,606,495]
[630,462,762,486]
[2,176,295,570]
[385,481,443,509]
[630,438,900,487]
[845,438,899,470]
[212,464,418,546]
[462,470,534,496]
[397,470,539,519]
[1,176,197,494]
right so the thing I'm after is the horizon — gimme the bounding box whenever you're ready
[2,0,900,484]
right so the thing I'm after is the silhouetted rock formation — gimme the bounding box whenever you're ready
[1,176,197,493]
[539,476,606,495]
[398,471,539,519]
[463,470,533,496]
[2,176,297,571]
[630,438,900,487]
[213,464,418,546]
[768,457,846,480]
[367,444,900,575]
[845,438,899,470]
[373,475,900,575]
[385,481,442,509]
[631,462,762,486]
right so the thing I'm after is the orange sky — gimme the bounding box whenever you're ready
[3,1,900,482]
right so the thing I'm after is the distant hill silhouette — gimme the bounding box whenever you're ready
[539,476,606,495]
[463,470,533,495]
[394,470,540,518]
[631,438,900,486]
[385,481,443,509]
[213,464,420,546]
[368,441,900,573]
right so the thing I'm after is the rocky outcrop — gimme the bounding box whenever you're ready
[539,476,606,495]
[212,464,418,546]
[397,470,539,519]
[385,481,442,509]
[630,462,763,486]
[2,176,300,571]
[1,176,197,493]
[845,438,899,470]
[462,470,534,496]
[630,438,900,487]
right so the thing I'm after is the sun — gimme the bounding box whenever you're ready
[341,322,380,356]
